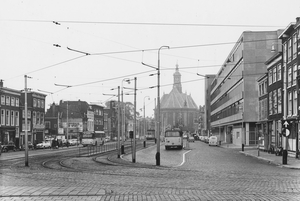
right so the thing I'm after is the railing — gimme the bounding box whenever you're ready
[78,142,117,157]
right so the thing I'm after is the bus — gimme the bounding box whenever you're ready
[164,129,183,150]
[82,131,105,147]
[146,129,155,140]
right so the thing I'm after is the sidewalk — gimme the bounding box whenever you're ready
[221,143,300,169]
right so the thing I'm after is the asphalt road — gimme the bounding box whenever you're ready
[1,140,300,201]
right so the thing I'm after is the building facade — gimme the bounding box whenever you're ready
[278,18,300,155]
[0,80,21,148]
[159,64,199,133]
[90,104,105,139]
[209,30,282,146]
[20,91,46,145]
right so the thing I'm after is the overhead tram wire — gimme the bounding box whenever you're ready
[3,19,284,28]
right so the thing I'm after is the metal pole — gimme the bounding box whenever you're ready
[133,77,137,163]
[121,83,125,154]
[24,75,29,167]
[156,46,170,166]
[283,49,288,165]
[143,96,149,148]
[67,101,69,144]
[117,86,121,158]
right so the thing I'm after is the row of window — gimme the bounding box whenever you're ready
[211,100,244,122]
[94,109,103,116]
[287,90,298,117]
[268,63,282,85]
[268,88,282,115]
[1,95,20,107]
[33,98,45,108]
[21,110,44,125]
[0,110,19,126]
[259,80,268,96]
[284,32,299,64]
[287,63,298,88]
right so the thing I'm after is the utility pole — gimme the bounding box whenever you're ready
[24,75,29,166]
[117,86,121,158]
[132,77,137,163]
[67,101,69,143]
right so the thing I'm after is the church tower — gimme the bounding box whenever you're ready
[173,63,182,93]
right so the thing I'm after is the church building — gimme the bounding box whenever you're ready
[159,64,199,133]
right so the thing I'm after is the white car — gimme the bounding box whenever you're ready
[36,141,51,149]
[208,136,218,146]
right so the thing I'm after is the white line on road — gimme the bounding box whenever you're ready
[173,150,191,167]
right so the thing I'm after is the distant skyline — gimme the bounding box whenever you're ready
[1,0,299,117]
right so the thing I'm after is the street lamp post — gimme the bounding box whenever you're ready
[141,46,169,166]
[156,46,170,166]
[121,78,130,154]
[143,96,150,147]
[24,75,31,167]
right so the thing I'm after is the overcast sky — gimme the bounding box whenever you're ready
[1,0,299,117]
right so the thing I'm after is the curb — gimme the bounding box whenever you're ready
[239,151,300,170]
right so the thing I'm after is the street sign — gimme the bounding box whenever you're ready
[282,120,291,137]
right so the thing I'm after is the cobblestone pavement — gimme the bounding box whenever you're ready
[1,141,300,201]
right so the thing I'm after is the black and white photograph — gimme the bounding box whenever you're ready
[1,0,300,200]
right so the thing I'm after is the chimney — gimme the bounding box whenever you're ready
[0,79,3,88]
[296,17,300,25]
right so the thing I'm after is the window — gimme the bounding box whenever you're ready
[1,109,5,125]
[273,66,277,83]
[283,43,287,65]
[32,111,36,125]
[1,95,5,105]
[23,110,31,119]
[293,64,297,86]
[11,97,15,106]
[15,111,19,126]
[45,121,51,129]
[269,92,273,115]
[36,112,40,124]
[11,111,14,126]
[278,89,282,114]
[288,91,292,116]
[288,39,292,62]
[37,99,40,108]
[277,63,282,81]
[40,113,44,125]
[22,120,31,131]
[273,90,277,114]
[293,34,297,59]
[15,98,19,107]
[6,110,10,126]
[33,99,37,107]
[269,70,273,85]
[41,100,44,108]
[6,96,10,106]
[293,90,297,115]
[288,66,292,87]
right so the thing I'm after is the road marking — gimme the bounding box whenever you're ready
[173,150,191,167]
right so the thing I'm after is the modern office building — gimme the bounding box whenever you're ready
[209,30,282,146]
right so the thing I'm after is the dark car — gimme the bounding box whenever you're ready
[1,141,17,152]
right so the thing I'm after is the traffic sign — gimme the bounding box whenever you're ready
[282,120,291,137]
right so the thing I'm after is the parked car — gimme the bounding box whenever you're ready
[209,136,218,146]
[68,139,78,146]
[188,136,195,142]
[36,141,51,149]
[204,136,209,143]
[1,141,17,152]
